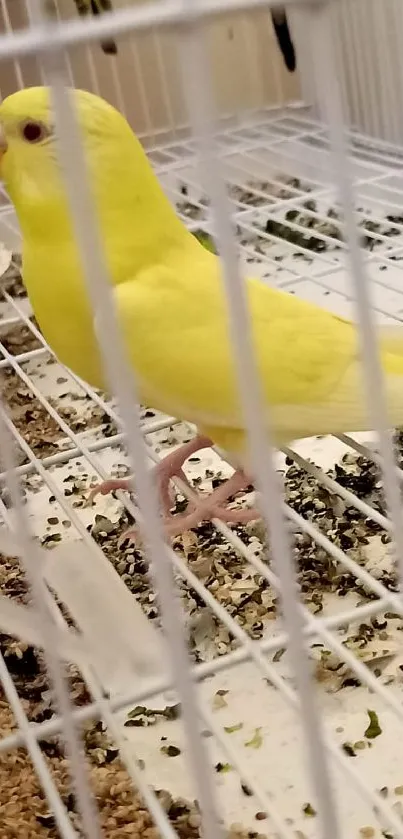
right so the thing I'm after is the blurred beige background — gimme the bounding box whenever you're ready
[0,0,300,139]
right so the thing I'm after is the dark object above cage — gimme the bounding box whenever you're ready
[73,0,118,55]
[271,5,296,73]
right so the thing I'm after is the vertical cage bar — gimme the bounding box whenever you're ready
[128,35,155,142]
[310,2,403,589]
[0,407,103,839]
[176,11,341,839]
[0,0,25,90]
[49,75,224,839]
[0,653,79,839]
[26,4,225,833]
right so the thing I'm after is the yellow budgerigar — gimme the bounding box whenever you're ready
[1,86,403,541]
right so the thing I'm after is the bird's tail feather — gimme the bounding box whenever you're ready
[269,352,403,443]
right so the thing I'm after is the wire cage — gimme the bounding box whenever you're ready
[2,0,403,838]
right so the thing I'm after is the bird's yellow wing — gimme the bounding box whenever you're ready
[113,263,359,437]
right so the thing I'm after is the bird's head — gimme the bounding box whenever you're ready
[0,85,197,266]
[0,86,148,235]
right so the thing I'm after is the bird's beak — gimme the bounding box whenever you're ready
[0,124,7,159]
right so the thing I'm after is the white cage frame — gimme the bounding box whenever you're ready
[2,1,403,838]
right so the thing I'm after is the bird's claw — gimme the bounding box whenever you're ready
[86,477,133,506]
[88,437,261,545]
[86,465,191,513]
[116,498,261,549]
[162,498,260,539]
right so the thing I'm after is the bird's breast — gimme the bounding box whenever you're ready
[22,246,106,391]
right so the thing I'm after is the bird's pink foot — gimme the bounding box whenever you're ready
[89,434,216,544]
[118,468,260,546]
[89,435,262,546]
[87,477,133,506]
[163,468,259,538]
[87,434,213,511]
[153,434,213,514]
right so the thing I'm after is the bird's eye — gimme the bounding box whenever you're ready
[21,121,47,143]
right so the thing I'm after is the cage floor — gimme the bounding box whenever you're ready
[2,107,403,838]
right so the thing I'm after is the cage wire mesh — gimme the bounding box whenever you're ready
[2,0,403,837]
